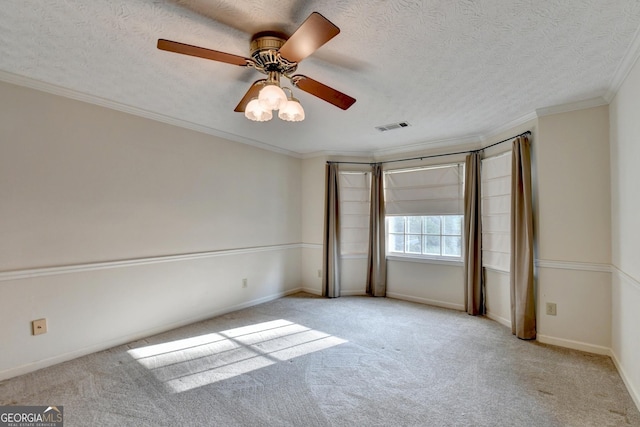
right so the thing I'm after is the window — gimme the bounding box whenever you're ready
[481,152,511,271]
[339,171,370,255]
[384,163,464,261]
[388,215,463,258]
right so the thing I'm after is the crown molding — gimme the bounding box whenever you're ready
[300,149,373,160]
[479,111,538,143]
[1,67,628,162]
[372,134,482,159]
[535,96,609,118]
[300,151,331,159]
[605,23,640,103]
[0,70,303,159]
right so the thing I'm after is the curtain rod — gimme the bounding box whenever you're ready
[327,130,531,166]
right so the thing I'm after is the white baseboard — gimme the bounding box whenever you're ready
[0,288,298,381]
[536,334,612,356]
[486,311,511,328]
[294,287,367,297]
[386,292,465,311]
[341,290,367,296]
[610,349,640,412]
[292,288,365,297]
[299,286,322,296]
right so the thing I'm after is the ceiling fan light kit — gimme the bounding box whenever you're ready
[242,72,304,122]
[157,12,355,124]
[245,98,273,122]
[278,92,305,122]
[257,84,287,111]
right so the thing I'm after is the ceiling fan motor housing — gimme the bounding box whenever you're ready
[250,32,298,75]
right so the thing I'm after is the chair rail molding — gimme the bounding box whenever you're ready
[0,243,302,282]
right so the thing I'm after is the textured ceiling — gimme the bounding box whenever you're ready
[2,0,640,156]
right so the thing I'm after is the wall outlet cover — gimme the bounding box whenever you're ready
[32,318,47,335]
[545,302,557,316]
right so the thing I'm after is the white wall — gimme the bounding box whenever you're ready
[339,257,369,295]
[0,81,302,380]
[610,54,640,408]
[301,156,326,293]
[484,268,511,327]
[534,105,612,353]
[387,259,464,310]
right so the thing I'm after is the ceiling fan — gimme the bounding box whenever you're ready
[157,11,356,122]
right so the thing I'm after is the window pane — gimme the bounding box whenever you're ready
[389,234,405,253]
[407,216,422,234]
[443,215,462,235]
[406,235,421,254]
[389,216,405,233]
[424,235,441,255]
[442,215,462,236]
[424,216,441,235]
[387,214,462,259]
[443,236,462,256]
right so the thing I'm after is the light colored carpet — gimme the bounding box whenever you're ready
[1,292,638,426]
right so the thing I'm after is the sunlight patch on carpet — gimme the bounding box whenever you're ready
[127,319,347,393]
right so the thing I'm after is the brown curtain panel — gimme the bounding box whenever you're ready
[366,163,387,297]
[464,152,484,315]
[323,163,341,298]
[510,136,536,339]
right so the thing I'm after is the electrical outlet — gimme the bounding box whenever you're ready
[32,318,47,335]
[242,278,248,288]
[317,269,322,279]
[545,302,557,316]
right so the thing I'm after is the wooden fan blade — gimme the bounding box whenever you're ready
[291,75,356,110]
[279,12,340,63]
[157,39,251,66]
[234,79,267,112]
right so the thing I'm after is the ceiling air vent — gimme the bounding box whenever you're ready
[375,121,411,132]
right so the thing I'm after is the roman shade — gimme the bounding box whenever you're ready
[481,152,512,272]
[384,164,464,216]
[339,171,370,255]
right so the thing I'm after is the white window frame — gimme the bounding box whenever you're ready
[383,163,465,264]
[386,214,464,263]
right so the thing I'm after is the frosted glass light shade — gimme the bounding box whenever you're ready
[258,85,287,111]
[278,98,305,122]
[245,98,272,121]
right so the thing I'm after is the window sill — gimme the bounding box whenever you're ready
[386,255,463,266]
